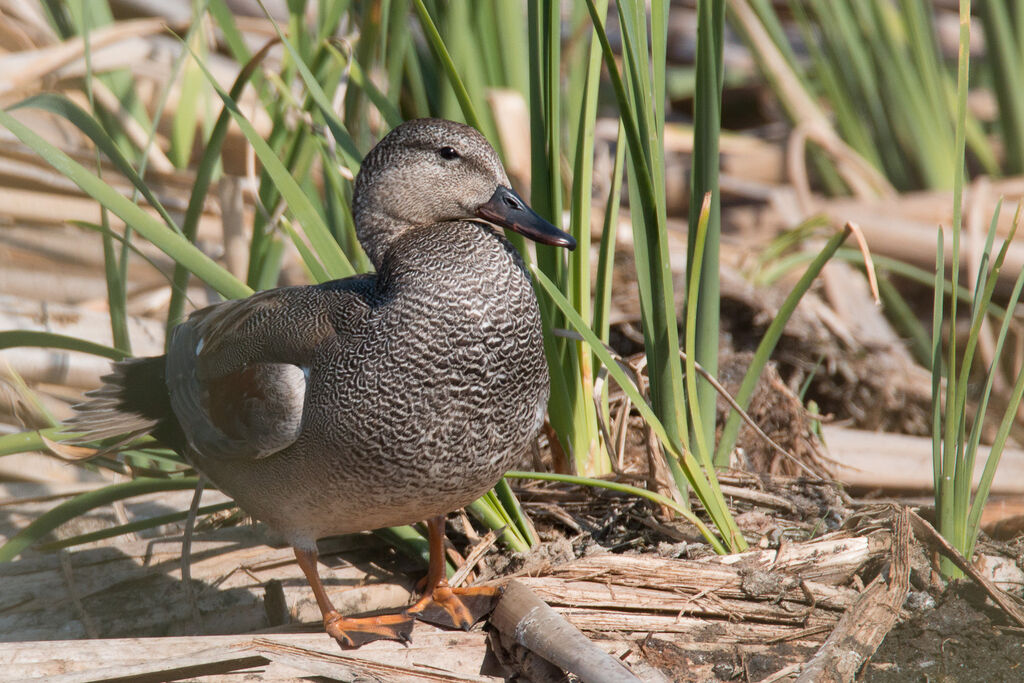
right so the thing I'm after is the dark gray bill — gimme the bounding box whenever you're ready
[476,186,576,250]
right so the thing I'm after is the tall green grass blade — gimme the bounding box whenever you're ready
[895,0,955,187]
[685,193,713,467]
[341,1,383,149]
[979,0,1024,174]
[936,0,971,579]
[949,204,1005,525]
[346,53,403,130]
[563,0,609,475]
[170,28,207,169]
[411,0,483,133]
[965,265,1024,558]
[689,0,724,465]
[440,1,499,147]
[930,228,945,495]
[208,0,252,64]
[585,0,688,465]
[494,1,529,95]
[524,0,579,475]
[401,34,431,118]
[528,0,563,225]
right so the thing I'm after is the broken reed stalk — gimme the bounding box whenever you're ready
[490,579,640,683]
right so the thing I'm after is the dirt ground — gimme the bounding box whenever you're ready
[864,582,1024,682]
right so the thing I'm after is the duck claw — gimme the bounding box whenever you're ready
[324,611,415,649]
[409,584,503,630]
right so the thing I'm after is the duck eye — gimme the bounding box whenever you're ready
[437,146,460,160]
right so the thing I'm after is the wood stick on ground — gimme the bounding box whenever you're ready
[908,508,1024,628]
[490,579,640,683]
[792,506,911,683]
[43,647,270,683]
[250,639,493,682]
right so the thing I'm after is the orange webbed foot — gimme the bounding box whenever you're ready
[407,582,503,630]
[323,610,415,648]
[404,515,505,630]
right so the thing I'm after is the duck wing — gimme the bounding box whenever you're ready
[167,279,373,461]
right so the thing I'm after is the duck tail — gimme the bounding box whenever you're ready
[64,356,175,451]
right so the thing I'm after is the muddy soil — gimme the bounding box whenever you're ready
[862,582,1024,682]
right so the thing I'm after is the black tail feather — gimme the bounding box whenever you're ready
[66,356,183,451]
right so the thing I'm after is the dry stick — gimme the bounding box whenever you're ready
[251,639,488,682]
[449,527,500,588]
[490,580,640,683]
[676,349,817,478]
[846,222,880,304]
[908,508,1024,628]
[793,507,911,683]
[43,647,270,683]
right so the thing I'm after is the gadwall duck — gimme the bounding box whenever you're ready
[69,118,576,647]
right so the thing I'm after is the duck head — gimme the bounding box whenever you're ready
[353,118,576,269]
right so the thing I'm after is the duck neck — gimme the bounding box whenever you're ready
[375,222,526,299]
[353,204,409,271]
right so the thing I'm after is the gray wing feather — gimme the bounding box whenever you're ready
[165,287,353,461]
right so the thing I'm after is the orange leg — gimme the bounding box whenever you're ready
[294,546,414,648]
[405,515,503,629]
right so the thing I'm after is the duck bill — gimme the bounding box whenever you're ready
[477,186,577,250]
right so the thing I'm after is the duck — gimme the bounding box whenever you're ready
[68,118,576,647]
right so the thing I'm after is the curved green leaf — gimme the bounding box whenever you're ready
[714,226,851,465]
[0,331,127,360]
[39,501,236,552]
[0,477,200,562]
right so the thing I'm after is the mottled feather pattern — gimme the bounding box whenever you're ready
[207,221,548,543]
